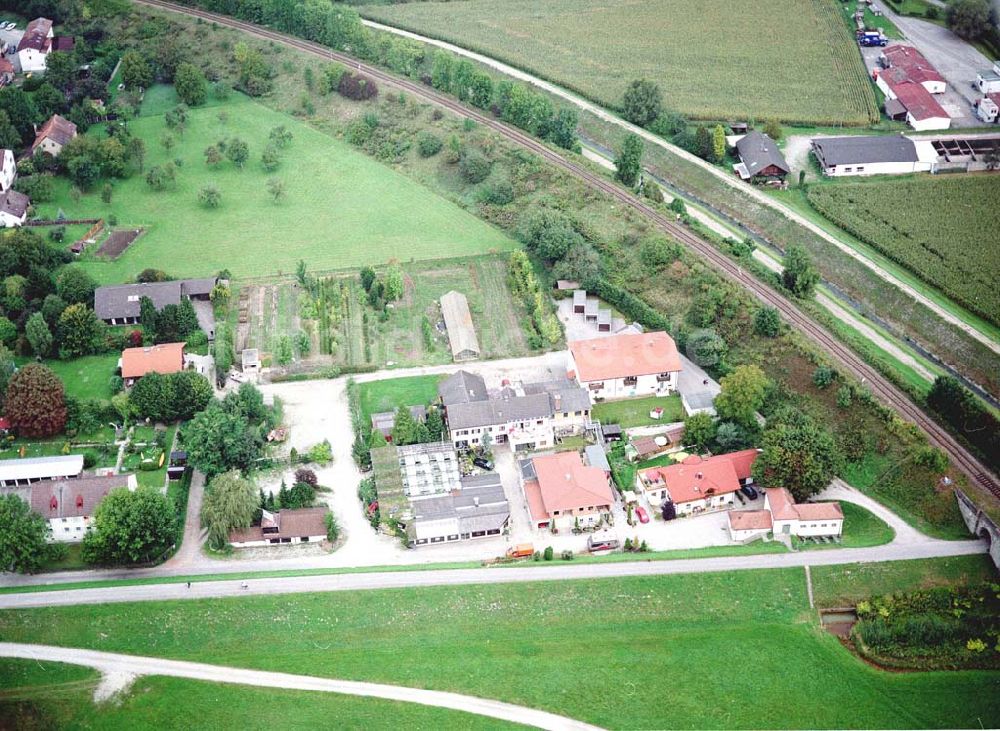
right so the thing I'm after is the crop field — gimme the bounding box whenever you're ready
[239,256,535,371]
[1,564,998,729]
[35,89,517,285]
[807,175,1000,327]
[359,0,879,125]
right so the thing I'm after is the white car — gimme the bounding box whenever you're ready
[5,22,17,30]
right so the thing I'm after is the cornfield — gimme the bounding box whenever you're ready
[807,175,1000,326]
[360,0,880,125]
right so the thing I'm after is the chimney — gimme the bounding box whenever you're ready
[553,393,562,410]
[696,472,703,480]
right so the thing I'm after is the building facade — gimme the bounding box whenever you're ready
[520,451,615,531]
[568,331,682,400]
[638,449,758,516]
[26,473,137,542]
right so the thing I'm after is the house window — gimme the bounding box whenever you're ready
[301,536,310,542]
[844,167,853,172]
[589,382,604,391]
[536,420,543,425]
[657,372,673,382]
[431,536,445,543]
[623,376,638,386]
[575,410,582,415]
[856,167,865,172]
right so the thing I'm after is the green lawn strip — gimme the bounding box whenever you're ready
[591,394,683,428]
[842,453,969,540]
[2,568,999,729]
[35,543,88,573]
[810,555,998,607]
[129,424,177,491]
[0,543,793,595]
[794,501,894,551]
[0,660,515,731]
[38,90,516,284]
[15,354,122,403]
[356,374,444,424]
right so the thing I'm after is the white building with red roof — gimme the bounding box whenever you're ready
[637,449,759,516]
[520,451,615,531]
[26,473,137,542]
[16,17,54,73]
[31,114,78,157]
[568,331,682,401]
[764,487,843,538]
[875,46,951,131]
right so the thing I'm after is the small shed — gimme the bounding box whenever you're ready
[602,424,623,442]
[440,291,481,362]
[554,280,581,291]
[584,298,599,322]
[241,348,260,373]
[597,309,612,332]
[730,122,749,134]
[733,131,790,181]
[573,289,587,313]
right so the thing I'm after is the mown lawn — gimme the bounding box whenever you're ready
[359,0,878,125]
[592,394,683,428]
[35,90,517,284]
[356,374,443,424]
[2,566,998,729]
[15,354,122,403]
[0,660,513,731]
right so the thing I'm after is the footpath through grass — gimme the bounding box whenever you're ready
[38,90,517,284]
[0,660,514,731]
[1,560,998,729]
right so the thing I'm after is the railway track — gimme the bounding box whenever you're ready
[136,0,1000,502]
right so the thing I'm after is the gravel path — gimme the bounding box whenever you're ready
[362,19,999,356]
[0,643,602,731]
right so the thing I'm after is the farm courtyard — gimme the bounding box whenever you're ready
[34,89,518,284]
[358,0,879,125]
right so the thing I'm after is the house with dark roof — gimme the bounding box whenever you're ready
[404,474,509,547]
[94,277,217,324]
[811,135,938,176]
[31,114,78,157]
[0,189,29,228]
[733,131,790,181]
[23,472,137,542]
[229,507,330,547]
[17,18,54,73]
[438,370,488,407]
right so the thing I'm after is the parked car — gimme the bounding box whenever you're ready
[636,506,650,524]
[740,484,758,500]
[473,456,494,471]
[3,22,14,30]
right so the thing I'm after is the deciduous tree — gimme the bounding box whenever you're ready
[25,312,53,358]
[782,245,819,298]
[0,494,50,573]
[82,487,176,565]
[201,471,258,548]
[57,303,104,358]
[5,363,67,437]
[683,412,716,451]
[174,62,208,106]
[715,364,769,429]
[120,51,153,90]
[615,133,643,188]
[752,417,841,501]
[622,79,662,127]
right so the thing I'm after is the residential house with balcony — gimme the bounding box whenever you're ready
[637,449,759,516]
[519,451,615,531]
[568,331,682,401]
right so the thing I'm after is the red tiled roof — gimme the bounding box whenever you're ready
[17,18,53,53]
[883,45,945,86]
[121,342,185,379]
[530,451,615,516]
[52,36,75,52]
[569,331,681,382]
[0,59,13,74]
[229,507,329,543]
[892,80,948,122]
[639,450,759,505]
[29,474,134,519]
[31,114,78,152]
[728,510,772,531]
[765,488,843,522]
[988,92,1000,106]
[523,478,549,523]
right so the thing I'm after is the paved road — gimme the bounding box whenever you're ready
[162,470,206,569]
[361,18,999,356]
[0,643,601,731]
[0,538,984,609]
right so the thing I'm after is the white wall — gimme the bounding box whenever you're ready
[822,160,933,177]
[48,516,90,542]
[674,493,736,516]
[18,48,47,73]
[581,372,676,400]
[0,209,26,228]
[729,525,770,542]
[0,150,14,192]
[231,533,325,548]
[794,520,843,537]
[908,114,951,131]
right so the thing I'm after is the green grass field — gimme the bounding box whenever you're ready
[32,353,121,402]
[2,563,998,729]
[356,374,443,423]
[591,394,683,427]
[359,0,879,125]
[37,89,517,284]
[0,660,511,731]
[806,175,1000,327]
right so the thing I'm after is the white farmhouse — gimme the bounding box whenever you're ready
[568,331,681,401]
[0,189,29,228]
[16,17,54,73]
[27,473,137,542]
[811,135,938,177]
[765,487,844,538]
